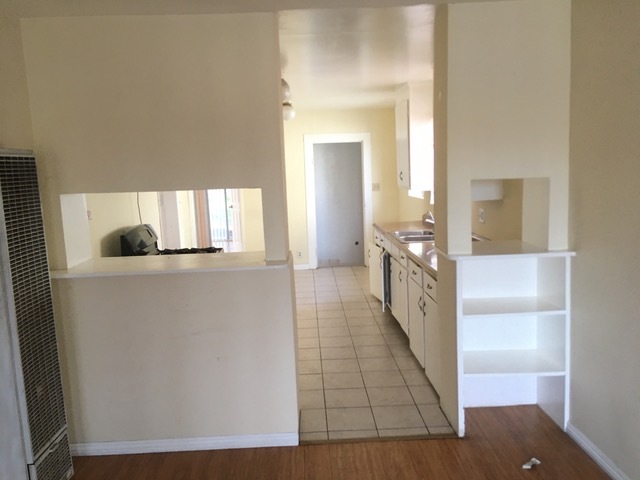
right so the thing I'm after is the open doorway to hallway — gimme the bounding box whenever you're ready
[313,142,364,267]
[304,133,373,269]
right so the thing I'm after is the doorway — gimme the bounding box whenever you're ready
[314,142,363,266]
[304,133,372,269]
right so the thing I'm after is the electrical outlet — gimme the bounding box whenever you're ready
[478,208,485,224]
[372,183,381,192]
[297,251,302,258]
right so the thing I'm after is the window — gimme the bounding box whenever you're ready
[194,189,243,252]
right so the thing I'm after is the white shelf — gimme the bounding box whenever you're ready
[452,247,572,430]
[463,349,565,376]
[462,297,565,317]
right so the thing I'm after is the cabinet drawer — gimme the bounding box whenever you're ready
[373,229,383,247]
[388,244,409,267]
[398,249,409,268]
[378,233,388,250]
[408,260,423,287]
[424,274,437,301]
[389,243,400,261]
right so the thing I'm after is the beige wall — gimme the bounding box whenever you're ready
[397,193,432,223]
[20,14,288,265]
[86,192,162,257]
[470,179,523,241]
[16,13,298,448]
[176,191,195,247]
[433,0,571,440]
[433,3,450,253]
[0,17,33,150]
[240,189,266,252]
[435,0,570,254]
[570,2,640,479]
[283,108,427,266]
[53,265,298,444]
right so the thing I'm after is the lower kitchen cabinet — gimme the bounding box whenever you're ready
[368,242,383,301]
[408,274,425,368]
[368,229,441,395]
[423,289,440,393]
[408,261,442,391]
[408,266,440,392]
[390,256,409,335]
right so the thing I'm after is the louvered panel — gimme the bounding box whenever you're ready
[30,430,73,480]
[0,155,68,468]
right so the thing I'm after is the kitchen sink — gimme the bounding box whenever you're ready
[392,229,435,243]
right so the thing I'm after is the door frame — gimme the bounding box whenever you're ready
[304,133,372,269]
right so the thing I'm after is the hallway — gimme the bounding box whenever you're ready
[294,266,454,442]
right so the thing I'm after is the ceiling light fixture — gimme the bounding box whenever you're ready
[281,78,296,121]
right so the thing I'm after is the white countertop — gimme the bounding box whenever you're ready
[375,221,438,277]
[51,251,289,279]
[374,221,574,277]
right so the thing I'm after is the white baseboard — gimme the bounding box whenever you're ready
[294,264,311,270]
[566,423,630,480]
[71,432,299,457]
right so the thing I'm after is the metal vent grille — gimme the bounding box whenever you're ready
[0,155,67,460]
[31,430,73,480]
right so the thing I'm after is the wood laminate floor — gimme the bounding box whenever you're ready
[71,405,608,480]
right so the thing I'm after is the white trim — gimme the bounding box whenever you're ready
[303,133,373,269]
[71,432,299,457]
[294,263,311,270]
[0,148,34,156]
[566,423,630,480]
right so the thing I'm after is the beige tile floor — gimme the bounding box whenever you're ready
[295,266,455,442]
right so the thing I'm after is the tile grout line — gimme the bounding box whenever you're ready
[296,266,452,440]
[371,295,427,434]
[344,266,379,438]
[313,269,329,438]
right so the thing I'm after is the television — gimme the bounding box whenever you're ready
[120,224,159,256]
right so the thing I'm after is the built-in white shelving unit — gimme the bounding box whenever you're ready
[453,244,573,429]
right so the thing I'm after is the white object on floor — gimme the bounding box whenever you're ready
[522,457,541,470]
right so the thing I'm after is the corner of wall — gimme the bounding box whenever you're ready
[0,16,34,150]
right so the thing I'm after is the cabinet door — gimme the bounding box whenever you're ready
[424,294,440,394]
[368,242,383,302]
[390,258,409,335]
[407,82,434,193]
[395,98,410,188]
[408,279,425,367]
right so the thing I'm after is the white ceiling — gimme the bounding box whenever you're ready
[7,0,437,111]
[279,5,436,110]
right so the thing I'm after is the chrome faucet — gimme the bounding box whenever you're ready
[422,211,435,227]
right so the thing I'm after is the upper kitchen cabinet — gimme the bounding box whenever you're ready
[395,82,434,194]
[395,94,410,188]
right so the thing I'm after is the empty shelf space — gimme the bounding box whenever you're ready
[461,297,565,317]
[463,349,565,376]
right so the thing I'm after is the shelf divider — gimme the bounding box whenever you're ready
[462,296,565,317]
[463,349,565,376]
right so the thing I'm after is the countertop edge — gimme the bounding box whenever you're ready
[51,251,291,279]
[373,221,576,276]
